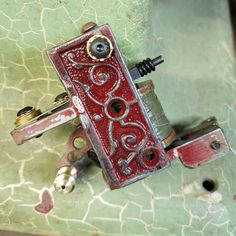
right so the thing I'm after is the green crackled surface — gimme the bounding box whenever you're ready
[0,0,236,235]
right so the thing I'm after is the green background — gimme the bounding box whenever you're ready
[0,0,236,235]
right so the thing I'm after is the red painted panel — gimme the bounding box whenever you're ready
[48,24,169,188]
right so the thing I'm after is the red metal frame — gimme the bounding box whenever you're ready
[47,24,170,188]
[11,24,230,190]
[167,118,229,168]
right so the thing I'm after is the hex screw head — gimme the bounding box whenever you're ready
[87,35,112,60]
[211,140,221,150]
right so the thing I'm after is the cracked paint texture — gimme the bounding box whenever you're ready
[0,0,236,235]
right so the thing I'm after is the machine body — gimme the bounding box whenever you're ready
[11,23,230,193]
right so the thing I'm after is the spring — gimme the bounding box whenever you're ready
[136,58,156,76]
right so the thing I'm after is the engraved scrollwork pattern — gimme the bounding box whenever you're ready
[119,120,147,152]
[68,52,121,104]
[67,51,148,176]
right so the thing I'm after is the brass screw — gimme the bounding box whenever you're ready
[81,22,97,34]
[53,92,69,107]
[15,106,41,127]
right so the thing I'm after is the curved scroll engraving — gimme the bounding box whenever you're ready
[67,52,121,104]
[108,119,147,157]
[67,51,155,176]
[108,120,117,156]
[118,152,136,176]
[89,66,109,86]
[119,120,147,152]
[67,52,94,68]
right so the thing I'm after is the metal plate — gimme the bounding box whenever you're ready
[48,24,170,188]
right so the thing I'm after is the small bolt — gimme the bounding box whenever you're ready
[73,137,87,150]
[67,152,81,163]
[211,140,221,150]
[54,92,69,107]
[81,22,97,34]
[54,92,68,102]
[17,106,33,117]
[15,106,41,127]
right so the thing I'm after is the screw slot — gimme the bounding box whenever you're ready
[202,178,218,192]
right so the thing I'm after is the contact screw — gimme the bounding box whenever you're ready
[129,56,164,80]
